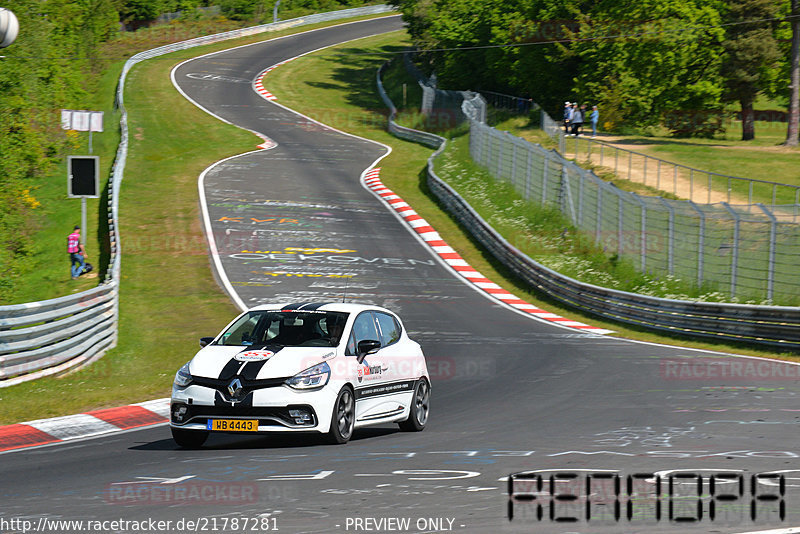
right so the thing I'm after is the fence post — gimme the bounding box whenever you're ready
[643,155,647,186]
[628,151,632,183]
[542,152,549,204]
[496,131,503,178]
[633,195,647,272]
[618,193,624,258]
[596,185,603,245]
[511,138,517,186]
[721,202,740,299]
[578,170,584,225]
[561,165,577,223]
[727,177,732,204]
[658,197,675,276]
[756,203,777,301]
[657,159,661,191]
[525,148,532,201]
[673,165,678,197]
[688,201,705,289]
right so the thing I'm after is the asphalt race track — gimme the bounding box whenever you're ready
[2,16,800,534]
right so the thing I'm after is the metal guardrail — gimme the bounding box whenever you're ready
[378,62,800,350]
[0,5,397,387]
[376,63,445,149]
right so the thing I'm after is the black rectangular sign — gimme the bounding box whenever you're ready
[67,156,99,198]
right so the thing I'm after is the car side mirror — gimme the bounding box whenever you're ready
[356,339,381,363]
[199,337,214,348]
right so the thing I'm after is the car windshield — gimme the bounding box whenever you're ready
[216,310,349,348]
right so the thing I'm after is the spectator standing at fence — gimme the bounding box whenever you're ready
[67,225,88,280]
[563,101,573,134]
[590,105,599,137]
[570,103,584,136]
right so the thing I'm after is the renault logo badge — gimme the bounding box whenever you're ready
[228,378,243,399]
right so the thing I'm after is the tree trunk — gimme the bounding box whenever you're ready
[786,0,800,147]
[741,98,755,141]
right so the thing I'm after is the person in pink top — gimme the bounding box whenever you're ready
[67,225,88,279]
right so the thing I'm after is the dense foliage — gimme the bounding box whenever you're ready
[390,0,789,138]
[0,0,117,298]
[0,0,375,301]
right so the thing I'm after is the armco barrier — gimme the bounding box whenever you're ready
[377,62,800,350]
[0,5,396,387]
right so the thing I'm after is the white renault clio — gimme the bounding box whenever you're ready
[170,302,430,447]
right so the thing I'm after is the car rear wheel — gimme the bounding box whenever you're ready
[171,427,209,449]
[327,387,355,444]
[399,379,429,432]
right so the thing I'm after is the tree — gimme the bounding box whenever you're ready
[391,0,728,135]
[721,0,780,141]
[569,0,725,135]
[785,0,799,146]
[119,0,162,26]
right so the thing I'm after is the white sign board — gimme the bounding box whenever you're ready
[61,110,104,132]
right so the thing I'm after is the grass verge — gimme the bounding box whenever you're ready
[0,14,400,425]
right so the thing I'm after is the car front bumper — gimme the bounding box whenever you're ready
[170,382,338,433]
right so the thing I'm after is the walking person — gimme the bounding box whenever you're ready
[67,225,88,279]
[590,105,599,137]
[570,103,583,136]
[563,101,572,134]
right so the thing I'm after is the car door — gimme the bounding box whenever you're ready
[348,311,398,422]
[373,311,417,407]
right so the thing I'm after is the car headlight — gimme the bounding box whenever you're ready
[174,362,193,387]
[285,361,330,390]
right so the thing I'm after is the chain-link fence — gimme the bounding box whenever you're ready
[541,109,800,208]
[467,118,800,303]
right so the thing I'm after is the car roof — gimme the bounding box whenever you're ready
[246,302,395,315]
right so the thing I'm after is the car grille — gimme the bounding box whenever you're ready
[172,403,317,428]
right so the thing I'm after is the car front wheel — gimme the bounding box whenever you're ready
[399,378,429,432]
[171,427,209,449]
[327,386,355,444]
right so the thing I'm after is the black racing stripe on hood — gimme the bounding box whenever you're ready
[216,345,284,381]
[239,358,269,381]
[217,358,242,381]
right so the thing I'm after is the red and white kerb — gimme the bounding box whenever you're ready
[363,167,614,335]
